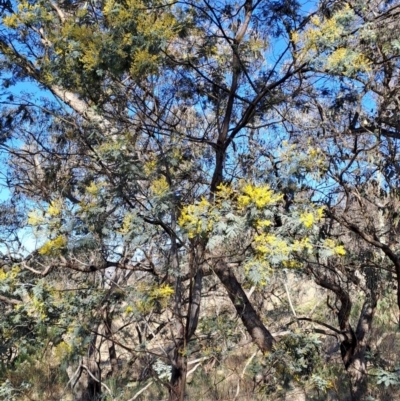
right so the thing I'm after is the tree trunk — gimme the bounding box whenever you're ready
[104,309,118,377]
[168,273,187,401]
[213,260,274,352]
[67,329,101,401]
[347,352,368,400]
[312,271,377,401]
[169,244,204,401]
[347,297,376,400]
[169,343,187,401]
[168,215,191,401]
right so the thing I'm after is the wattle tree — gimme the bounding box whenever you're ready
[0,1,400,400]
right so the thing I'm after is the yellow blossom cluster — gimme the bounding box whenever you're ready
[306,146,327,172]
[292,5,353,55]
[130,49,159,76]
[150,176,170,196]
[179,183,282,239]
[3,1,52,28]
[134,284,175,313]
[178,197,214,238]
[150,284,174,300]
[3,14,18,28]
[0,267,19,281]
[243,257,272,285]
[28,198,65,226]
[47,199,63,217]
[26,296,47,320]
[299,207,324,229]
[86,181,103,196]
[102,0,177,76]
[255,219,272,230]
[119,213,135,235]
[299,212,314,228]
[291,5,370,73]
[324,238,346,256]
[283,260,303,269]
[216,183,234,200]
[238,183,283,209]
[135,299,152,314]
[0,267,20,295]
[326,48,371,73]
[254,233,291,256]
[278,142,327,176]
[292,237,313,253]
[54,341,72,360]
[252,234,313,270]
[96,141,124,154]
[125,305,134,314]
[308,147,320,158]
[172,148,183,161]
[143,159,157,175]
[243,234,314,281]
[39,236,67,256]
[27,210,45,226]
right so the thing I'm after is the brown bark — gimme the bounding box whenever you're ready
[168,282,190,401]
[186,267,203,340]
[210,0,252,192]
[313,275,356,367]
[351,280,377,397]
[186,243,204,340]
[104,310,118,377]
[0,294,21,305]
[169,346,187,401]
[347,298,376,400]
[213,260,274,352]
[169,249,205,401]
[67,328,101,401]
[330,213,400,321]
[168,230,186,401]
[313,270,377,401]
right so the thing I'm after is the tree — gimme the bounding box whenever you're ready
[1,1,400,401]
[286,2,400,397]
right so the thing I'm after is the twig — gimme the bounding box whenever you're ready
[187,363,202,377]
[233,350,258,401]
[187,356,210,365]
[0,294,21,305]
[126,380,153,401]
[284,280,298,326]
[59,358,82,400]
[246,285,255,300]
[81,364,113,398]
[288,317,345,335]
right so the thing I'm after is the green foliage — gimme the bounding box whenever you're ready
[292,5,371,75]
[374,368,400,388]
[0,379,27,401]
[179,181,344,285]
[272,333,322,378]
[1,0,400,400]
